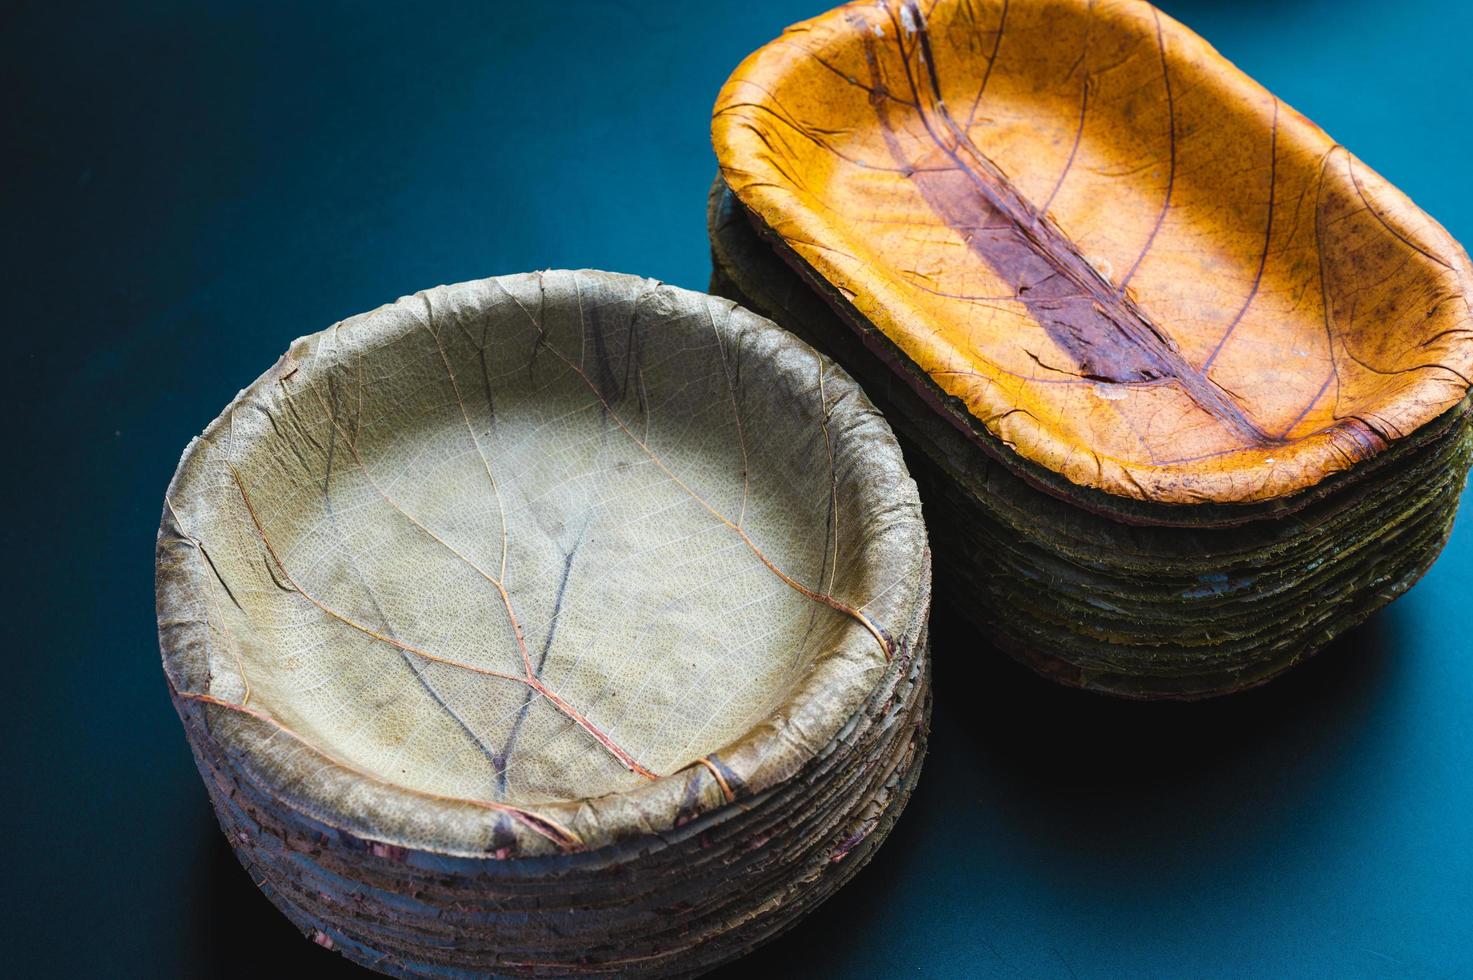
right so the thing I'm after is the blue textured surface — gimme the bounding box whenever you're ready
[4,1,1470,976]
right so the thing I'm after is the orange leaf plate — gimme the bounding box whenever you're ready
[714,0,1473,505]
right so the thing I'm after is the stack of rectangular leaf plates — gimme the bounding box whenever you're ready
[709,0,1473,698]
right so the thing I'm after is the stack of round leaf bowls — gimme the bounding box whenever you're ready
[157,270,931,975]
[710,0,1473,698]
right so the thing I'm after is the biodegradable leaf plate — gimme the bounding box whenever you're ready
[713,0,1473,505]
[709,0,1473,698]
[158,270,929,861]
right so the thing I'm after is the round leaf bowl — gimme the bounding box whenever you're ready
[156,270,931,976]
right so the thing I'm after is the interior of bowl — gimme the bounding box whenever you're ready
[158,271,924,819]
[713,0,1473,505]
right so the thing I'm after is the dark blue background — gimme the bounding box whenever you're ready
[6,1,1471,976]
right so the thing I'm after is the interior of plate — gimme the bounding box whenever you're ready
[713,0,1473,505]
[158,271,922,814]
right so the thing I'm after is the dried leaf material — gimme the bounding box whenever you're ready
[157,270,928,857]
[714,0,1473,505]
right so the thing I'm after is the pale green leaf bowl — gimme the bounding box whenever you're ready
[156,270,931,977]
